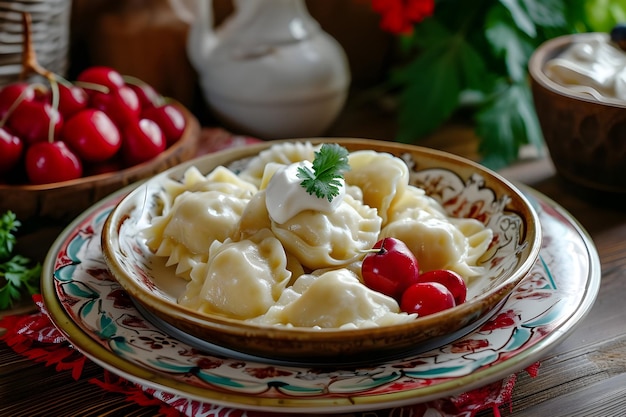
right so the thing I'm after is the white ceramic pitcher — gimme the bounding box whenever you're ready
[184,0,351,139]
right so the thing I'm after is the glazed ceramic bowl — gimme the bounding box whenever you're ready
[102,138,542,362]
[529,32,626,193]
[0,103,201,224]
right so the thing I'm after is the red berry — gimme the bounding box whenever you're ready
[90,85,140,127]
[55,83,89,118]
[129,82,162,109]
[62,109,122,162]
[25,141,82,184]
[0,82,35,119]
[362,237,420,300]
[8,100,63,145]
[417,269,467,305]
[400,282,456,317]
[142,103,186,146]
[0,127,23,174]
[121,118,166,166]
[76,66,125,92]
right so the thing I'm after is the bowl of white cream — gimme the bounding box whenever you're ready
[529,30,626,193]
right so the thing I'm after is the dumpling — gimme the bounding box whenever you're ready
[238,141,317,187]
[233,189,272,239]
[252,269,416,328]
[344,150,409,224]
[271,194,382,270]
[386,184,447,223]
[179,229,292,319]
[143,189,252,278]
[381,214,493,279]
[158,166,256,209]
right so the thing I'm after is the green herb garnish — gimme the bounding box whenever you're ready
[297,143,350,202]
[0,211,42,310]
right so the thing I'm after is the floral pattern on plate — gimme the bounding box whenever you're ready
[45,186,600,413]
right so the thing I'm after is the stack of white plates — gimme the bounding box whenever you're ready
[0,0,72,86]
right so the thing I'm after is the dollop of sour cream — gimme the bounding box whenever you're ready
[265,160,345,224]
[545,33,626,102]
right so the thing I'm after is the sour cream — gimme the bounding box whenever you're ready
[544,33,626,102]
[265,160,345,224]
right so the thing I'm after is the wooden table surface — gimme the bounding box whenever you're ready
[1,109,625,416]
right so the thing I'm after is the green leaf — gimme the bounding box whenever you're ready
[499,0,536,37]
[475,81,544,169]
[393,19,490,142]
[297,143,350,202]
[0,211,19,261]
[520,0,567,28]
[485,6,536,82]
[0,254,41,309]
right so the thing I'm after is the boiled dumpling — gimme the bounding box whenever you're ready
[386,184,447,223]
[381,213,493,279]
[142,168,256,278]
[238,141,317,187]
[252,269,416,328]
[179,229,292,319]
[271,194,382,270]
[344,150,409,224]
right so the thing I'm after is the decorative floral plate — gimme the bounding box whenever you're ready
[41,186,600,414]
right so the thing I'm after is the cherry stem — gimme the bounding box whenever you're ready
[361,240,388,255]
[48,78,60,143]
[19,13,55,82]
[74,81,109,94]
[18,12,60,144]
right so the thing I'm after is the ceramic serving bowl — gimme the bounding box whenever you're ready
[0,103,201,224]
[102,138,542,362]
[529,32,626,193]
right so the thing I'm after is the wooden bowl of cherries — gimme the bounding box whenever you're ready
[0,14,200,225]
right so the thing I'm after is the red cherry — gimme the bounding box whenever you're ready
[121,118,166,166]
[8,100,63,145]
[400,282,456,317]
[54,83,89,118]
[417,269,467,305]
[0,82,35,119]
[90,85,140,127]
[25,141,82,184]
[129,82,163,109]
[62,109,122,162]
[0,127,23,174]
[142,103,186,146]
[362,237,420,300]
[76,66,125,92]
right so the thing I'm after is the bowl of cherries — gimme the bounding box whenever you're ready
[0,13,200,224]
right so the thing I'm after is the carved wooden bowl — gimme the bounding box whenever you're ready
[529,33,626,193]
[0,103,201,224]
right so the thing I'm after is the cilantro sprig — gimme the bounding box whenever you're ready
[0,211,42,310]
[297,143,350,202]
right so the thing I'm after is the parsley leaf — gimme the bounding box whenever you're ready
[0,211,19,261]
[297,143,350,202]
[0,211,42,310]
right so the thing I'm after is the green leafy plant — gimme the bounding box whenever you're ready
[297,143,351,201]
[0,211,41,310]
[372,0,626,168]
